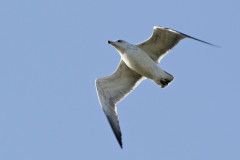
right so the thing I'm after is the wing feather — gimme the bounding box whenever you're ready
[137,26,185,63]
[137,26,217,63]
[95,61,143,148]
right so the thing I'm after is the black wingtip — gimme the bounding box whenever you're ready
[179,31,220,48]
[118,139,123,149]
[119,142,123,149]
[105,115,123,149]
[115,130,123,149]
[161,27,220,48]
[186,34,220,48]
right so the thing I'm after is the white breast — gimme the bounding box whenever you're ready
[121,47,161,79]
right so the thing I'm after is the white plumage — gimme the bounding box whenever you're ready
[95,26,217,148]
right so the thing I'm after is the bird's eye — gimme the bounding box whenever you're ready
[117,40,123,43]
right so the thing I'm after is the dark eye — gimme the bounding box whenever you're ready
[117,40,123,43]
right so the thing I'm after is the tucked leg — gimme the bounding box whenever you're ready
[153,70,174,88]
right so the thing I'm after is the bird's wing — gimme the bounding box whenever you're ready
[95,60,143,148]
[137,26,217,63]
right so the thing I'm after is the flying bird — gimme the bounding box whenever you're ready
[95,26,217,148]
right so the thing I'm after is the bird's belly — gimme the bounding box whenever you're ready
[121,51,159,79]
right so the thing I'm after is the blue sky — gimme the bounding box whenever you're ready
[0,0,239,159]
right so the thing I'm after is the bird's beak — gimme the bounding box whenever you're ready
[108,40,114,45]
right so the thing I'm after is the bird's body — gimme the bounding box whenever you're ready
[96,26,217,148]
[117,42,173,87]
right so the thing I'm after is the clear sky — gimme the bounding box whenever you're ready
[0,0,239,160]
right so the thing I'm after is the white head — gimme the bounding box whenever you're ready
[108,40,133,53]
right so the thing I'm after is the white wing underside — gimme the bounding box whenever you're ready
[137,26,186,63]
[96,26,215,147]
[96,61,143,147]
[138,26,217,62]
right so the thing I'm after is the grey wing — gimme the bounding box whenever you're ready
[95,61,143,148]
[137,26,217,63]
[137,26,185,63]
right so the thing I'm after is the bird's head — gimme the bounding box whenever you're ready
[108,40,131,53]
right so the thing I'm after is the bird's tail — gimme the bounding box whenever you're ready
[153,71,174,88]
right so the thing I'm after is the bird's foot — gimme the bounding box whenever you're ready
[158,71,174,88]
[159,78,172,88]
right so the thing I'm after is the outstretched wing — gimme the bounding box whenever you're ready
[138,26,217,63]
[95,61,143,148]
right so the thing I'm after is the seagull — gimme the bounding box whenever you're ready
[95,26,217,148]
